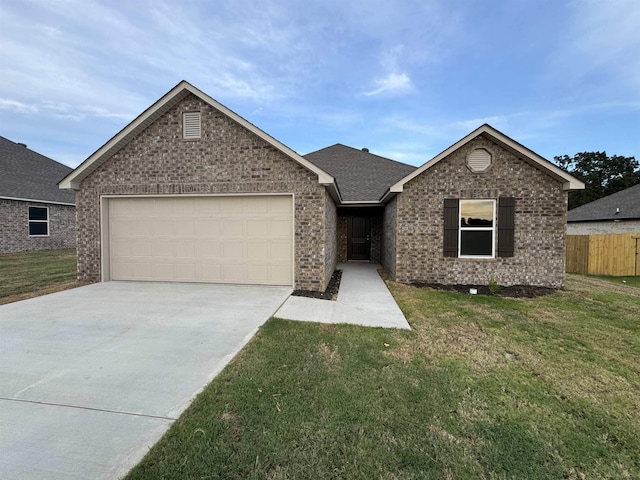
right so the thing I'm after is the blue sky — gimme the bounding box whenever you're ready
[1,0,638,168]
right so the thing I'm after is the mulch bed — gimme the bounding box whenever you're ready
[292,269,342,301]
[411,283,557,298]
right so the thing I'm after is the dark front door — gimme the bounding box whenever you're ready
[348,216,371,261]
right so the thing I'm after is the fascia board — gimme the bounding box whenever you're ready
[389,124,585,193]
[59,81,336,190]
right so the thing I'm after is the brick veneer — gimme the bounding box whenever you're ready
[382,196,398,278]
[75,94,331,291]
[393,135,567,288]
[324,191,338,286]
[0,199,75,253]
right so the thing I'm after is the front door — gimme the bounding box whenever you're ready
[348,216,371,261]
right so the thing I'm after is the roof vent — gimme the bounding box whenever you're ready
[183,112,201,139]
[17,142,27,148]
[615,207,620,214]
[467,148,492,172]
[362,148,369,153]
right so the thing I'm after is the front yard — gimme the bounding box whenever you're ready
[126,274,640,479]
[0,248,78,305]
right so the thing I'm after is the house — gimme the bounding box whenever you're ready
[59,81,583,291]
[1,136,75,253]
[567,184,640,235]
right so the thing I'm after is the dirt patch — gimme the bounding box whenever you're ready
[0,281,89,305]
[411,283,557,298]
[292,269,342,301]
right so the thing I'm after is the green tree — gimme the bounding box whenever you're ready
[554,152,640,210]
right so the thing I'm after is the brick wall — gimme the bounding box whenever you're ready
[0,199,76,253]
[382,196,397,278]
[370,216,382,263]
[336,215,348,262]
[75,94,330,291]
[324,191,338,286]
[394,135,567,288]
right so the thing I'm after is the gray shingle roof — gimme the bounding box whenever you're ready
[567,183,640,222]
[0,136,75,204]
[304,144,417,202]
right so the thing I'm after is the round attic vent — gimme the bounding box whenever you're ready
[467,148,492,172]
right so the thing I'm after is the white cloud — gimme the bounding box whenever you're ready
[363,72,414,97]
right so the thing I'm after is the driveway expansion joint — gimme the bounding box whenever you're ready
[0,397,176,421]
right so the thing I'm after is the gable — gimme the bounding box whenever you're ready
[80,94,321,188]
[59,81,336,197]
[387,124,584,198]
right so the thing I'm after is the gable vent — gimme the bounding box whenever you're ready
[467,148,492,172]
[183,112,201,139]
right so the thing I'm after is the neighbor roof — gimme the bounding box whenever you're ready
[568,183,640,222]
[386,124,584,199]
[304,144,417,202]
[0,136,74,205]
[59,81,338,200]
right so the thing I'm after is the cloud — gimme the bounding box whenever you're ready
[363,72,414,97]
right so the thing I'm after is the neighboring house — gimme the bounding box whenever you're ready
[1,136,75,253]
[59,81,583,291]
[567,184,640,235]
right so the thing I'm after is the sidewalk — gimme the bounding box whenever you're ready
[275,263,411,330]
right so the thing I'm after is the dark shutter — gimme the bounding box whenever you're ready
[443,199,459,257]
[498,197,515,257]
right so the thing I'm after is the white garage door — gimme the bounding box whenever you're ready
[107,195,293,285]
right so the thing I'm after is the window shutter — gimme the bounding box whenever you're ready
[498,197,515,257]
[183,112,201,139]
[443,199,459,257]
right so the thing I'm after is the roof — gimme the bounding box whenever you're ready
[386,124,584,199]
[59,81,337,199]
[568,183,640,222]
[304,144,417,202]
[0,136,75,205]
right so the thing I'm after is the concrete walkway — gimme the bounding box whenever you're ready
[275,263,411,330]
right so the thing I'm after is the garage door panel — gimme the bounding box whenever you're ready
[108,196,292,285]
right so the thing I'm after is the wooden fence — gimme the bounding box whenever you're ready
[566,233,640,276]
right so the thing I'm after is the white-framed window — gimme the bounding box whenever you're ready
[28,206,49,237]
[183,111,201,139]
[459,199,495,258]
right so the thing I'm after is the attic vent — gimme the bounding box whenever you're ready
[467,148,492,172]
[362,148,369,153]
[183,112,201,139]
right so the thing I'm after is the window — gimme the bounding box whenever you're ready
[459,199,495,257]
[443,197,515,258]
[183,112,201,139]
[29,206,49,236]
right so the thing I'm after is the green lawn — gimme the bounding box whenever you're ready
[594,275,640,288]
[0,248,78,304]
[126,274,640,480]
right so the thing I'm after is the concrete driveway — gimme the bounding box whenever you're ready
[0,281,291,480]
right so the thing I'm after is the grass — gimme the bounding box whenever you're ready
[0,248,79,304]
[126,273,640,480]
[593,275,640,288]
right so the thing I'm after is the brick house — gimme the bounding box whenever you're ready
[1,136,75,253]
[59,81,583,291]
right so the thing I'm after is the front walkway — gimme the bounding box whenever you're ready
[275,263,411,329]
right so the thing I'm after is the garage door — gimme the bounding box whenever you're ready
[107,195,293,285]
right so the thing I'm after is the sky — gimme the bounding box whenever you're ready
[0,0,639,169]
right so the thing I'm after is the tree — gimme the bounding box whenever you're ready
[554,152,640,210]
